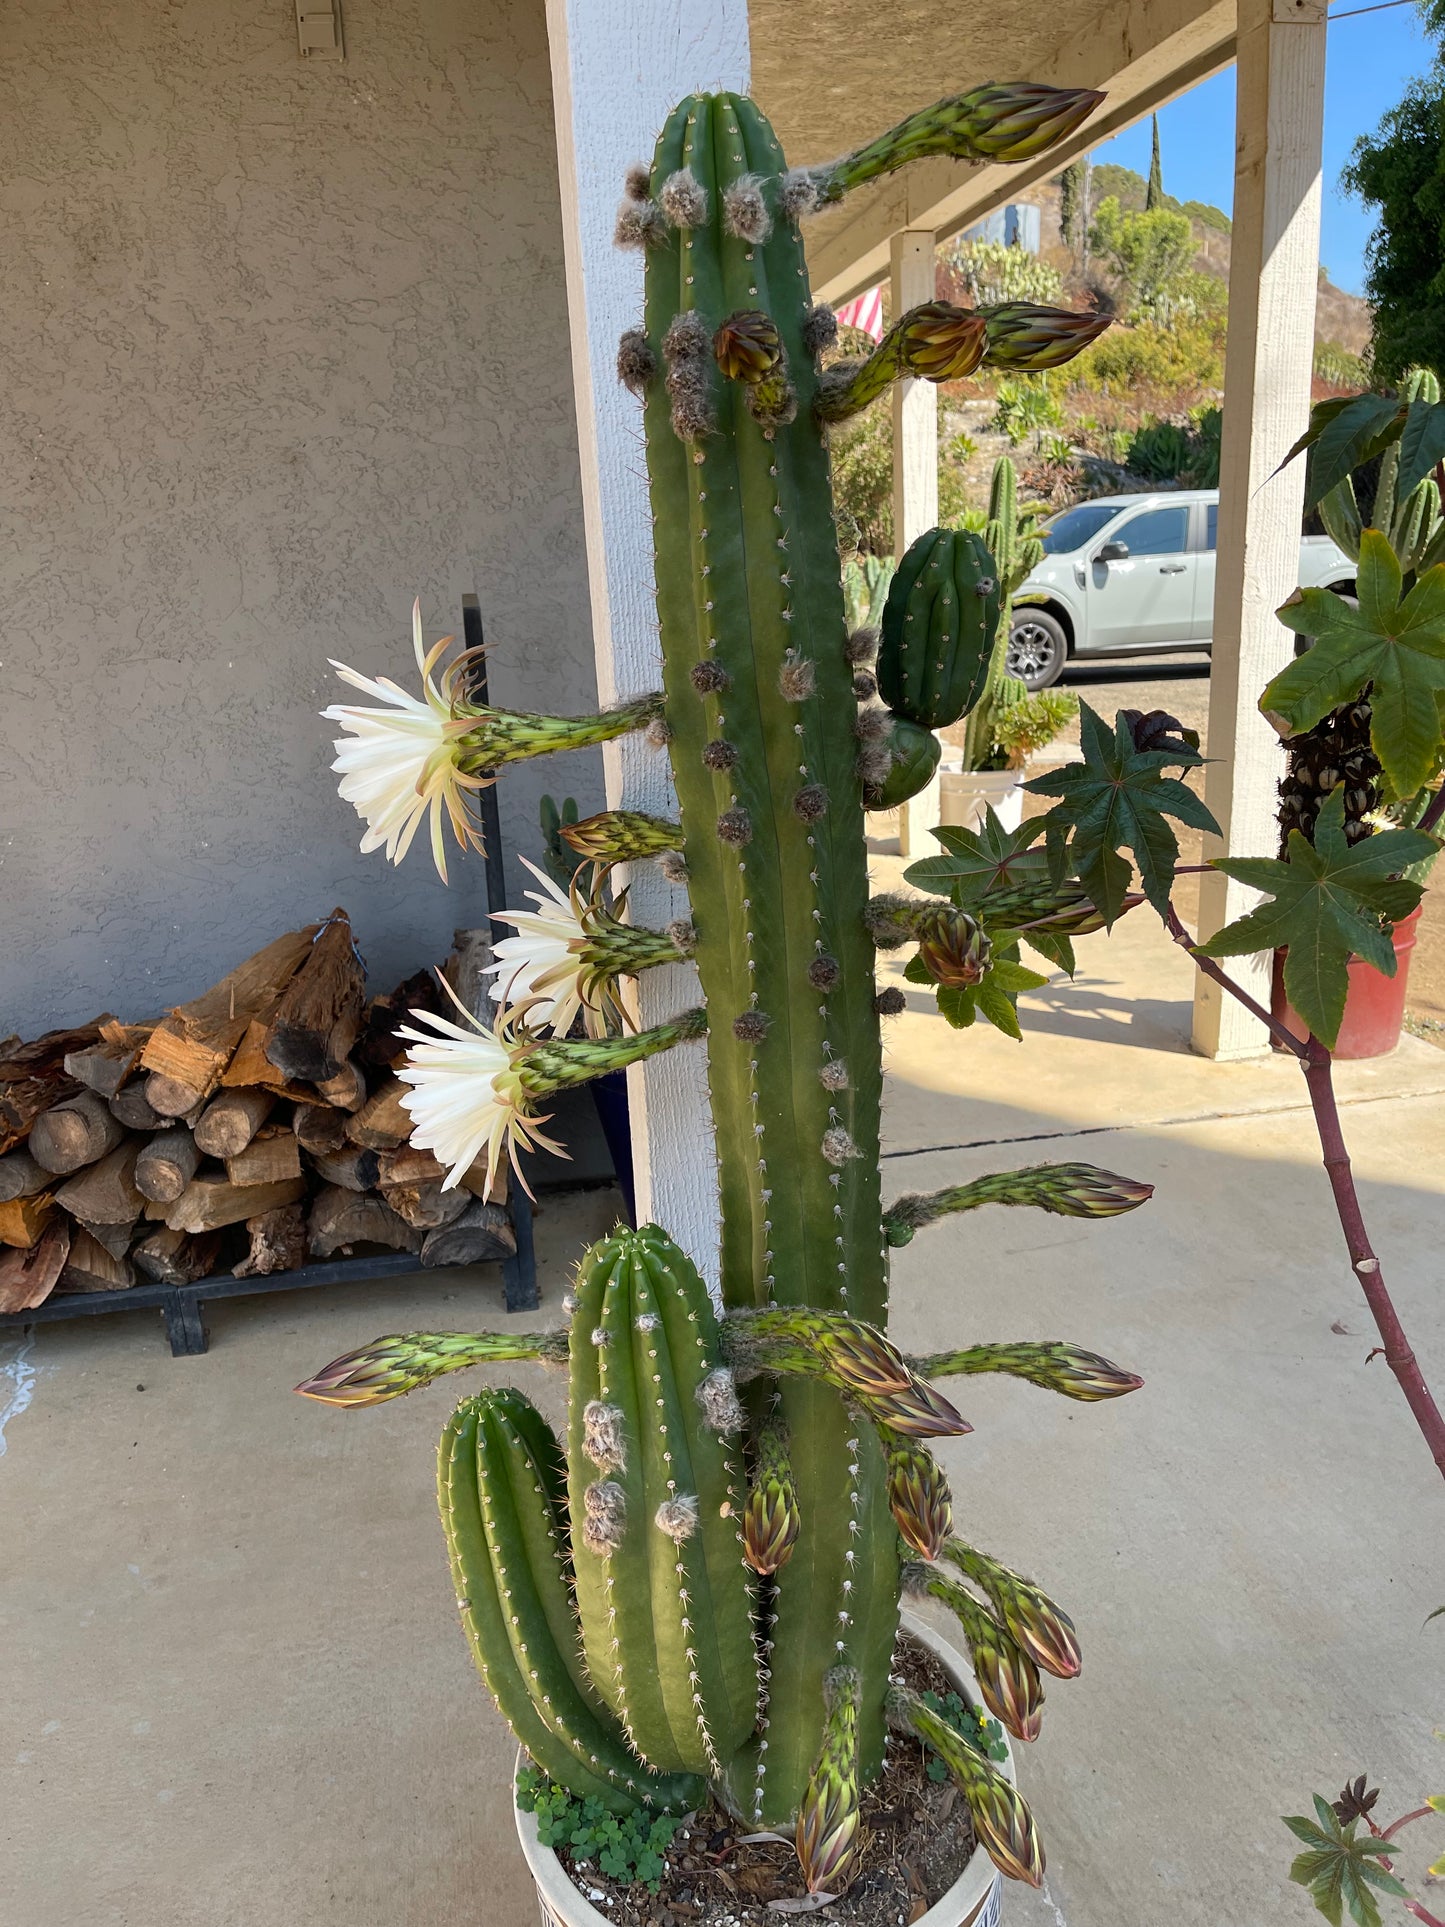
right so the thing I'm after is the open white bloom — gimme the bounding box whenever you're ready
[324,599,487,884]
[395,981,564,1197]
[485,857,592,1036]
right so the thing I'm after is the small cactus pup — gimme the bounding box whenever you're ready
[302,82,1144,1902]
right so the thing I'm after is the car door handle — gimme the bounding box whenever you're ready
[1159,563,1187,574]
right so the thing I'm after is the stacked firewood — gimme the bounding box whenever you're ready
[0,913,514,1314]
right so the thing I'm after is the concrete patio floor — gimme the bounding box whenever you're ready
[6,879,1445,1927]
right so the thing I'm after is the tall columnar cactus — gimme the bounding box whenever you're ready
[963,455,1043,770]
[305,84,1147,1897]
[1318,366,1444,575]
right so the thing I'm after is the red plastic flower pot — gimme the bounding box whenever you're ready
[1271,908,1423,1060]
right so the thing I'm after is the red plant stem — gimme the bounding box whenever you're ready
[1166,899,1445,1479]
[1406,1904,1445,1926]
[1384,1807,1438,1842]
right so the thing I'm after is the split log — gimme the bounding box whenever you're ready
[64,1039,142,1099]
[145,1071,211,1119]
[345,1077,412,1151]
[305,1147,380,1193]
[313,1059,367,1111]
[420,1199,516,1269]
[377,1144,446,1186]
[0,1151,47,1203]
[166,1173,306,1234]
[221,1019,322,1102]
[0,1022,104,1153]
[109,1084,164,1131]
[0,1194,55,1249]
[140,926,318,1105]
[134,1129,201,1206]
[357,969,440,1069]
[233,1205,307,1278]
[29,1090,126,1175]
[133,1225,222,1286]
[293,1104,350,1157]
[71,1217,135,1261]
[0,1221,71,1313]
[57,1227,134,1292]
[54,1144,142,1225]
[381,1175,470,1231]
[308,1185,421,1259]
[263,911,366,1084]
[226,1126,301,1188]
[193,1088,274,1159]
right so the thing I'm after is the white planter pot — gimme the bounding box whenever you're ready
[514,1609,1009,1927]
[938,767,1024,837]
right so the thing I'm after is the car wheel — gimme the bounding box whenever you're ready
[1006,610,1068,691]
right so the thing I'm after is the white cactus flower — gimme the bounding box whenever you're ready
[485,857,594,1037]
[324,599,488,883]
[395,982,563,1196]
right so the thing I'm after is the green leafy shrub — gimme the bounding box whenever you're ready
[991,690,1079,768]
[1089,197,1195,317]
[515,1767,682,1891]
[1125,407,1221,488]
[992,378,1066,444]
[1063,321,1224,398]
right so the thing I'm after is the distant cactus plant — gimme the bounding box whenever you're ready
[1318,366,1444,575]
[963,455,1044,770]
[302,83,1152,1899]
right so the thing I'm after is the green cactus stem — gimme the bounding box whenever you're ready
[941,1541,1082,1679]
[438,1388,704,1812]
[816,304,989,422]
[963,456,1039,771]
[803,85,1106,205]
[882,1162,1155,1245]
[876,528,1001,730]
[454,695,665,774]
[295,1328,568,1405]
[911,1340,1145,1402]
[560,809,687,863]
[890,1686,1046,1885]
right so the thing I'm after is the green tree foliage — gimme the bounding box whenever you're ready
[1089,196,1196,318]
[1342,75,1445,383]
[1146,115,1164,210]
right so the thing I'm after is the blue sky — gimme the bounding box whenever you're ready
[1089,2,1436,295]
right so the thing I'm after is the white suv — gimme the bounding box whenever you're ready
[1007,490,1356,690]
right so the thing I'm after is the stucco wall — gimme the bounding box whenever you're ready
[0,0,604,1038]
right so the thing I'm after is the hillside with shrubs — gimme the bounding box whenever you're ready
[830,159,1373,557]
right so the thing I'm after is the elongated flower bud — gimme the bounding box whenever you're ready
[914,907,992,989]
[895,1687,1045,1885]
[866,1376,973,1440]
[725,1309,974,1438]
[816,305,987,422]
[980,302,1111,371]
[883,1433,954,1559]
[884,1162,1154,1244]
[797,1669,863,1894]
[811,84,1105,205]
[513,1008,707,1098]
[559,808,685,862]
[944,1542,1081,1679]
[295,1328,565,1406]
[743,1423,802,1574]
[926,1574,1045,1741]
[913,1340,1144,1403]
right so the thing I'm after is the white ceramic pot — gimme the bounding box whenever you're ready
[514,1609,1009,1927]
[939,767,1024,837]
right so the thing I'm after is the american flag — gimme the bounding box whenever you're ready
[835,286,884,341]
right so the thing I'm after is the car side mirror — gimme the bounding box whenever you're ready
[1096,540,1130,563]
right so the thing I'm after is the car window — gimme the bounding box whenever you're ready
[1040,502,1124,554]
[1206,505,1218,551]
[1114,506,1189,558]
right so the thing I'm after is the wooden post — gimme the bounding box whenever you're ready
[544,0,751,1284]
[1192,0,1327,1058]
[890,228,941,859]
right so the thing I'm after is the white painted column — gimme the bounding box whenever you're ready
[889,228,941,859]
[545,1,750,1277]
[1192,0,1327,1057]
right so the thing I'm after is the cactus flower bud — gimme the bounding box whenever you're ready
[927,1574,1045,1741]
[913,906,992,989]
[911,1339,1143,1403]
[898,303,990,382]
[714,309,785,383]
[743,1425,802,1574]
[980,302,1111,371]
[797,1669,863,1894]
[559,808,686,863]
[897,1687,1046,1885]
[295,1327,562,1406]
[883,1434,954,1559]
[944,1542,1082,1679]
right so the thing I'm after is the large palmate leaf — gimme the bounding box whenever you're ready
[1199,788,1434,1047]
[1283,1796,1408,1927]
[1265,531,1445,797]
[1395,395,1445,499]
[1025,703,1219,924]
[904,812,1080,971]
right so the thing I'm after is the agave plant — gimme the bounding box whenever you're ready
[302,81,1151,1897]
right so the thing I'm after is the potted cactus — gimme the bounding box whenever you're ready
[301,82,1146,1922]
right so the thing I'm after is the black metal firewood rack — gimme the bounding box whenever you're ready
[0,594,540,1356]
